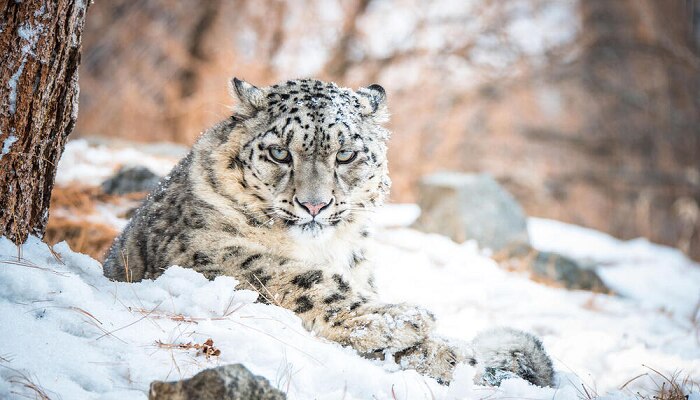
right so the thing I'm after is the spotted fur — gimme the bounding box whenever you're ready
[103,78,553,386]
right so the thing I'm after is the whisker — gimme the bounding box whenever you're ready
[343,208,376,213]
[271,207,303,222]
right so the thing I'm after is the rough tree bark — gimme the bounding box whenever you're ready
[0,0,90,244]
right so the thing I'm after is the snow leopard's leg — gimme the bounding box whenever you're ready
[470,327,554,387]
[197,246,435,354]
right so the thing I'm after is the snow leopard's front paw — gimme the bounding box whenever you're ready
[344,304,435,354]
[471,327,554,387]
[395,336,476,384]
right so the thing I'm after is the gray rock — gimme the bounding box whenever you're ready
[101,166,161,195]
[531,251,609,292]
[500,245,610,293]
[413,172,610,292]
[412,172,529,251]
[149,364,286,400]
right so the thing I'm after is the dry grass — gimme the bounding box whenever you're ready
[127,303,246,325]
[0,362,56,400]
[243,274,282,307]
[0,257,70,277]
[7,374,54,400]
[49,185,101,210]
[274,353,299,397]
[120,249,132,283]
[628,366,699,400]
[44,185,143,261]
[44,217,117,261]
[573,366,698,400]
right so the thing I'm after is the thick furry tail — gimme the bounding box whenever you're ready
[470,327,554,387]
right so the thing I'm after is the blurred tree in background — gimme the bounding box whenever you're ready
[73,0,700,259]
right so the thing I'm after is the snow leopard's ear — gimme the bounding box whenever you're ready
[357,84,389,123]
[230,77,266,117]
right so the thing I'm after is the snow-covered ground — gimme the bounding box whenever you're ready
[1,140,699,399]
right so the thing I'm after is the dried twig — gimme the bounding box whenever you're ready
[96,301,163,340]
[0,258,69,276]
[638,365,697,400]
[120,249,131,283]
[156,338,221,359]
[47,245,65,265]
[243,278,276,306]
[619,373,649,390]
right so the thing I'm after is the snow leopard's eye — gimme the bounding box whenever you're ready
[268,146,292,163]
[336,149,357,164]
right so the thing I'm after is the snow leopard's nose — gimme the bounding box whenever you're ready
[295,197,333,217]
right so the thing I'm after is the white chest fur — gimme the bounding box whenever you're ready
[290,228,357,270]
[288,227,374,294]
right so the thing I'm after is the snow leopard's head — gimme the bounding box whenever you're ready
[216,78,391,237]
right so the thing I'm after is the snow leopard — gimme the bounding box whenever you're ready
[103,78,554,386]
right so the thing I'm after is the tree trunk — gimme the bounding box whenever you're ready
[0,0,89,244]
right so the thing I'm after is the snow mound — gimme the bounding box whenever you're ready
[0,237,554,400]
[530,218,700,318]
[1,221,699,399]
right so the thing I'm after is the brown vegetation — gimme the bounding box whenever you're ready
[574,365,698,400]
[43,185,142,260]
[0,357,55,400]
[627,367,698,400]
[156,338,222,359]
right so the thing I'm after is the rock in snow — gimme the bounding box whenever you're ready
[101,166,162,195]
[413,172,529,252]
[149,364,286,400]
[500,245,610,292]
[413,172,609,292]
[531,251,607,292]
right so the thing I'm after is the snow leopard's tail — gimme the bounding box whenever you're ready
[470,327,554,387]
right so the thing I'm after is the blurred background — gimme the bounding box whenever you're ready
[53,0,700,261]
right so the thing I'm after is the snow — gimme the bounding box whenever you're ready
[17,23,44,46]
[55,139,179,186]
[0,237,446,399]
[1,140,699,399]
[529,218,700,320]
[71,75,81,120]
[1,132,18,159]
[373,203,420,228]
[33,3,47,18]
[7,61,25,115]
[375,221,700,396]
